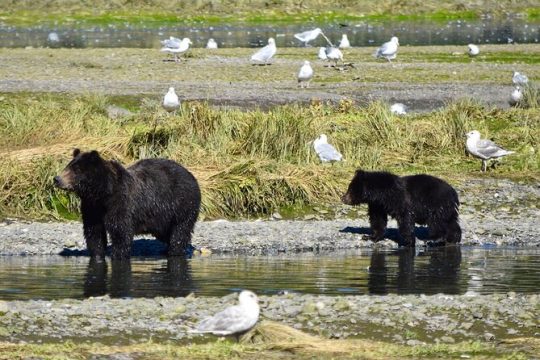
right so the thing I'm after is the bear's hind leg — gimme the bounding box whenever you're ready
[167,215,197,257]
[397,211,415,247]
[368,204,387,242]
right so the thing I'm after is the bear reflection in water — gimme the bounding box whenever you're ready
[84,257,193,298]
[367,247,462,295]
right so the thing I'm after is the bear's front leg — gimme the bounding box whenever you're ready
[368,204,387,241]
[82,211,107,259]
[108,223,134,259]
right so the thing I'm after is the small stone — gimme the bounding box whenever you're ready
[301,302,317,314]
[271,212,282,220]
[461,322,473,330]
[483,332,495,341]
[441,336,455,343]
[333,299,350,311]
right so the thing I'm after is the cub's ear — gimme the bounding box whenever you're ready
[72,148,81,157]
[89,150,101,160]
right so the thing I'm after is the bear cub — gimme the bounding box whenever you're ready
[342,170,461,247]
[54,149,201,259]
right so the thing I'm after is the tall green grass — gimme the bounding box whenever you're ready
[0,94,538,220]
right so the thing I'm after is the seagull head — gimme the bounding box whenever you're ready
[466,130,480,140]
[168,87,175,93]
[314,28,322,34]
[303,60,310,66]
[239,290,258,306]
[318,134,328,143]
[342,34,348,40]
[268,37,276,45]
[391,36,399,45]
[183,38,193,45]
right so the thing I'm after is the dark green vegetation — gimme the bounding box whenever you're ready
[0,92,538,221]
[0,0,539,26]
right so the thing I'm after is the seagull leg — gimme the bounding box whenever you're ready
[481,160,487,172]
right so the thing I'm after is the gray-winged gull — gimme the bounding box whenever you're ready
[313,134,343,162]
[339,34,351,49]
[297,60,314,88]
[251,38,276,65]
[512,71,528,86]
[294,28,322,46]
[191,290,260,339]
[325,46,343,66]
[162,87,180,113]
[375,36,399,62]
[206,38,218,49]
[468,44,479,56]
[161,37,192,62]
[465,130,515,172]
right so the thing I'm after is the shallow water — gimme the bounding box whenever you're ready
[0,18,538,48]
[0,247,538,300]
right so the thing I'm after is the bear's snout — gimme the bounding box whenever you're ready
[54,172,73,190]
[342,192,352,205]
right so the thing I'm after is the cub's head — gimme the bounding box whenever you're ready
[341,169,367,205]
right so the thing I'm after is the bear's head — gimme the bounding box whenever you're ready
[342,169,367,205]
[54,149,110,198]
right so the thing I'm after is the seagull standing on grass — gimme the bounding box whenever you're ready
[465,130,515,172]
[339,34,351,49]
[294,28,323,46]
[297,60,314,88]
[468,44,480,57]
[509,86,523,106]
[251,38,277,65]
[325,47,343,66]
[206,38,218,49]
[390,103,407,115]
[162,87,180,113]
[512,71,528,86]
[191,290,260,340]
[160,37,192,62]
[313,134,343,163]
[375,36,399,62]
[318,47,328,60]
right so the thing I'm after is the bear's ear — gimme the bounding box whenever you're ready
[88,150,101,161]
[355,169,365,177]
[72,148,81,158]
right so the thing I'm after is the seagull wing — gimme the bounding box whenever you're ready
[161,37,182,49]
[377,41,396,56]
[315,143,342,162]
[476,139,513,158]
[195,305,255,335]
[251,44,275,62]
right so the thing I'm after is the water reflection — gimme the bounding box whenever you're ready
[0,18,538,48]
[0,247,538,300]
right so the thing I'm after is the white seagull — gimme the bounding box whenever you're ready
[325,47,343,66]
[375,36,399,62]
[294,28,323,46]
[390,103,407,115]
[509,86,523,106]
[313,134,343,163]
[512,71,528,86]
[162,87,180,113]
[318,47,328,60]
[465,130,515,172]
[206,38,218,49]
[339,34,351,49]
[161,37,192,62]
[191,290,260,338]
[251,37,277,65]
[468,44,480,57]
[297,60,314,88]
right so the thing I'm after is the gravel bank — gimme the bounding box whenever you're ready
[0,179,538,256]
[0,292,538,344]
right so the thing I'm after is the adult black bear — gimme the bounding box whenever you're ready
[54,149,201,259]
[342,170,461,247]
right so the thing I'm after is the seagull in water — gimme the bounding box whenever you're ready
[339,34,351,49]
[297,60,313,88]
[465,130,514,172]
[191,290,260,340]
[206,38,218,49]
[251,37,277,65]
[313,134,343,163]
[512,71,528,86]
[390,103,407,115]
[294,28,323,46]
[375,36,399,62]
[468,44,480,57]
[509,86,523,106]
[161,37,192,62]
[162,87,180,113]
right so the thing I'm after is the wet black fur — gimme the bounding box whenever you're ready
[56,149,201,259]
[342,170,461,247]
